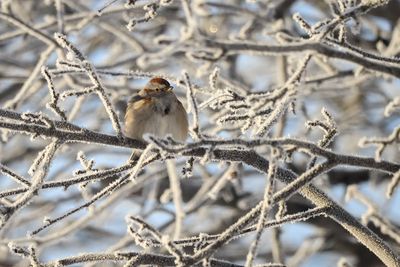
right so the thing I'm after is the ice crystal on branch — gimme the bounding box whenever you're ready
[0,0,399,266]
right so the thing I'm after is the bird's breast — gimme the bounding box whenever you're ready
[126,95,187,142]
[142,111,183,140]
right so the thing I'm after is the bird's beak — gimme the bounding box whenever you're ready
[167,86,173,92]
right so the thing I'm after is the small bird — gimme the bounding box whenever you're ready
[125,77,188,151]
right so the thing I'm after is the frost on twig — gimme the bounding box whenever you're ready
[127,216,186,265]
[41,67,67,121]
[29,149,157,236]
[306,108,337,148]
[0,164,31,187]
[384,97,400,117]
[166,158,185,240]
[207,55,312,137]
[126,3,161,31]
[255,54,312,136]
[182,157,195,178]
[359,126,400,162]
[183,71,201,139]
[1,1,400,266]
[346,185,400,245]
[74,151,96,175]
[245,151,278,267]
[53,33,123,137]
[305,108,337,168]
[0,140,61,231]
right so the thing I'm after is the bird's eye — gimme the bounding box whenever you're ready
[156,88,160,92]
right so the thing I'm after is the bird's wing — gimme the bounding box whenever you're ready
[127,94,144,106]
[124,96,155,140]
[175,99,189,141]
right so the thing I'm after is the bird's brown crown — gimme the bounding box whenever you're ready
[142,77,173,95]
[148,77,171,88]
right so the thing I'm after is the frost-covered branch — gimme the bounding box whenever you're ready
[1,1,399,266]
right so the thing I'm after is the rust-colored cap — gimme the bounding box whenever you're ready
[148,77,171,87]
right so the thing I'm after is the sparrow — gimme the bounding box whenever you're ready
[125,77,188,146]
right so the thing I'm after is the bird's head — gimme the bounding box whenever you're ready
[140,77,174,97]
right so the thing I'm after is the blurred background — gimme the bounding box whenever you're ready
[0,0,399,266]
